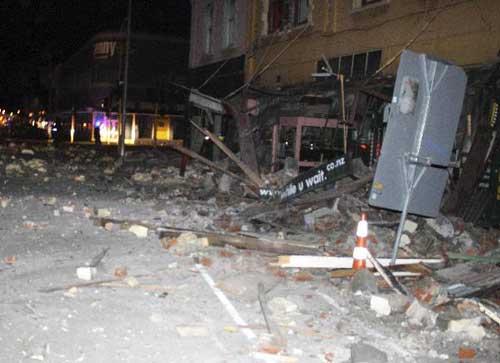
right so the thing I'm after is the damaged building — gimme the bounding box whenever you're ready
[1,1,500,362]
[188,0,500,224]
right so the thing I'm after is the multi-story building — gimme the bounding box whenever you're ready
[189,0,248,98]
[51,31,188,144]
[247,0,500,88]
[188,1,500,169]
[189,0,252,157]
[238,0,500,169]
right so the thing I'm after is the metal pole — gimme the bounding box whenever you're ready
[390,155,428,264]
[391,183,412,265]
[119,0,132,158]
[339,74,347,155]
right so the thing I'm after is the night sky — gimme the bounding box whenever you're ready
[0,0,191,109]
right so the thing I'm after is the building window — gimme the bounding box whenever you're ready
[295,0,309,25]
[204,2,214,54]
[352,53,367,78]
[366,50,382,75]
[316,50,382,79]
[269,0,288,33]
[94,41,117,59]
[223,0,237,48]
[340,55,353,77]
[268,0,309,34]
[352,0,388,11]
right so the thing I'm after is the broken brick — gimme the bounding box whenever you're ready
[293,271,314,282]
[200,256,213,267]
[3,256,16,265]
[114,267,128,278]
[218,250,234,258]
[458,347,476,359]
[259,344,282,355]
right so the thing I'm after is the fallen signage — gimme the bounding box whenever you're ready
[259,155,351,201]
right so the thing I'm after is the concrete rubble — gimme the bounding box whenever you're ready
[0,142,498,362]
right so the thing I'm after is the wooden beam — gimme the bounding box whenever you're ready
[330,269,422,278]
[166,143,253,186]
[204,233,319,256]
[190,119,264,187]
[224,101,260,175]
[275,255,443,269]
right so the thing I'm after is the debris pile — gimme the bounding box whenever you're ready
[0,141,499,362]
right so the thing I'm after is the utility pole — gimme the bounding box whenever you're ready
[118,0,132,158]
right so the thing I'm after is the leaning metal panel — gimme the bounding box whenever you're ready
[368,50,467,217]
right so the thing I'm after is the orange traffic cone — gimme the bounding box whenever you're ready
[352,213,368,270]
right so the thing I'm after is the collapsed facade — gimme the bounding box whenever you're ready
[1,3,500,361]
[189,0,500,225]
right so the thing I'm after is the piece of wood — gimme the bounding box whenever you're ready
[330,269,422,278]
[39,278,121,293]
[93,216,321,255]
[366,249,408,296]
[205,233,320,255]
[446,253,500,264]
[225,100,261,175]
[476,301,500,325]
[443,108,492,213]
[191,119,264,187]
[166,142,253,186]
[329,269,358,278]
[340,74,347,155]
[275,255,443,269]
[39,270,162,293]
[435,262,500,298]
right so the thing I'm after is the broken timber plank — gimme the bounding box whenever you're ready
[92,216,321,255]
[166,143,254,186]
[191,119,264,187]
[225,101,260,175]
[275,255,443,269]
[435,262,500,298]
[158,229,321,255]
[200,232,319,256]
[330,269,422,278]
[366,249,409,295]
[446,253,500,264]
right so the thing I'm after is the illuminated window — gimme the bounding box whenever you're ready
[268,0,309,34]
[204,2,214,54]
[223,0,237,48]
[94,41,117,59]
